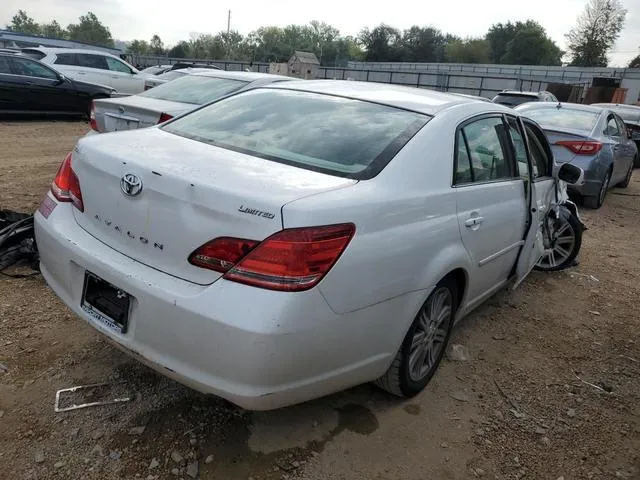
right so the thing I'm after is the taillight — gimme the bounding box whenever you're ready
[555,140,602,155]
[158,112,173,124]
[189,237,259,273]
[189,224,355,292]
[89,101,98,131]
[50,152,84,212]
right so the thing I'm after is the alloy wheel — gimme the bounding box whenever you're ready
[537,216,576,269]
[408,287,453,382]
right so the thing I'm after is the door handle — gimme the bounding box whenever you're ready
[464,217,484,227]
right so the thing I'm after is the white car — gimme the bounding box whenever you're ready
[21,48,153,95]
[89,70,295,133]
[34,81,584,410]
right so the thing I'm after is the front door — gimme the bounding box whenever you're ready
[8,57,75,112]
[454,115,528,305]
[105,57,143,94]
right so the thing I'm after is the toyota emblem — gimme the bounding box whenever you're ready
[121,173,143,197]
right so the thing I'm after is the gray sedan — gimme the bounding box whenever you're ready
[516,102,637,209]
[89,70,295,134]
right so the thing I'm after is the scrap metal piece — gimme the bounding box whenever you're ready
[54,383,133,412]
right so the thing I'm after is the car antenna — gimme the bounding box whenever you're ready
[556,102,562,109]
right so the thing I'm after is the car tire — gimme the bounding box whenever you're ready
[374,277,457,398]
[534,206,583,272]
[583,168,611,209]
[617,161,634,189]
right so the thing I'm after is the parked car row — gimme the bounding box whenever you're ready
[34,78,591,411]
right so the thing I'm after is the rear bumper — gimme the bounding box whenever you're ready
[35,197,412,410]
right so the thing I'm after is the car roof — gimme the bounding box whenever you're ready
[592,103,640,110]
[188,69,295,82]
[21,47,120,57]
[497,91,542,96]
[517,102,606,114]
[265,80,489,115]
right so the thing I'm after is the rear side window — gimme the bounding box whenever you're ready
[54,53,79,66]
[163,88,430,179]
[605,115,621,136]
[76,54,108,70]
[520,107,599,132]
[455,116,515,184]
[140,75,247,104]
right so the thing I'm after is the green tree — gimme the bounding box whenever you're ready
[502,22,563,65]
[127,40,149,55]
[6,10,41,35]
[630,52,640,68]
[401,26,448,62]
[486,20,562,65]
[168,41,190,58]
[358,24,403,61]
[149,35,164,55]
[67,12,114,47]
[41,20,66,39]
[566,0,627,67]
[445,38,490,63]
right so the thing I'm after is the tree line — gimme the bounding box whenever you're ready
[4,1,635,68]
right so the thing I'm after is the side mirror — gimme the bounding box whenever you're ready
[56,73,66,84]
[555,163,585,185]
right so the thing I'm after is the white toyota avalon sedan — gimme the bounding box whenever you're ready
[34,81,584,410]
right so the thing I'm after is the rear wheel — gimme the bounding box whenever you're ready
[374,278,457,397]
[618,160,634,188]
[583,168,611,209]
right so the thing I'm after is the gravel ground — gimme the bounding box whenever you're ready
[0,120,638,480]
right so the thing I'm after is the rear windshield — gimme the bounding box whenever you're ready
[139,75,248,105]
[20,49,45,60]
[493,94,539,106]
[162,88,429,179]
[156,70,188,81]
[611,108,640,123]
[520,107,599,132]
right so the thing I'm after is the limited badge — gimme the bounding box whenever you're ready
[38,196,57,219]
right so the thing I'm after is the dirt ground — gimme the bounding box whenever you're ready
[0,120,638,480]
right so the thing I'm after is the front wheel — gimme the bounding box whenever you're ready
[374,278,457,398]
[535,206,582,271]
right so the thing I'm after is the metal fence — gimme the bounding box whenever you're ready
[316,67,590,98]
[127,54,271,73]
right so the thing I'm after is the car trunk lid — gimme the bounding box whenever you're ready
[541,128,593,164]
[71,128,357,285]
[93,96,190,133]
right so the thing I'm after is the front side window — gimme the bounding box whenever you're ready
[605,115,621,137]
[455,116,515,184]
[76,54,108,70]
[106,57,132,74]
[10,58,57,79]
[523,124,552,178]
[505,116,532,179]
[163,88,430,179]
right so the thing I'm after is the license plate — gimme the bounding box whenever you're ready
[81,272,131,334]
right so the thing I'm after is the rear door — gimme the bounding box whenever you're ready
[613,114,636,175]
[74,53,111,88]
[454,115,528,304]
[604,113,627,182]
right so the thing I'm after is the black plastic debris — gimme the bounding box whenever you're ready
[0,210,39,277]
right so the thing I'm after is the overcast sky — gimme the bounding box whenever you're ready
[2,0,640,66]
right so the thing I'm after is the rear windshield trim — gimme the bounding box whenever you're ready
[162,88,431,180]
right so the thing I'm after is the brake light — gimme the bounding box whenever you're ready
[190,224,355,291]
[189,237,259,273]
[89,101,98,131]
[158,112,173,124]
[51,152,84,212]
[555,140,602,155]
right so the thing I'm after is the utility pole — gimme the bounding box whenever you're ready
[226,10,231,60]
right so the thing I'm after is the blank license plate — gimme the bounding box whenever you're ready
[81,272,130,334]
